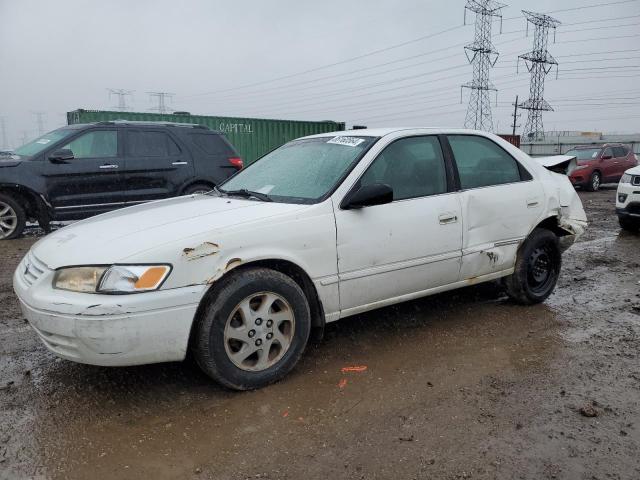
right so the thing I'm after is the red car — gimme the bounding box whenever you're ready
[565,144,638,191]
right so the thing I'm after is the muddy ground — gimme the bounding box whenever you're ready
[1,187,639,480]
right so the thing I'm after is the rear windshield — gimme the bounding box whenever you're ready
[190,133,235,155]
[565,148,601,162]
[14,128,77,157]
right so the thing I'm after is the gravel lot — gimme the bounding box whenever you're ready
[1,187,639,480]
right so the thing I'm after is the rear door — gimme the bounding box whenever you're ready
[445,134,544,280]
[612,146,631,178]
[123,128,194,204]
[600,147,618,182]
[43,127,125,217]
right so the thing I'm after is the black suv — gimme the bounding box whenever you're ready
[0,121,243,240]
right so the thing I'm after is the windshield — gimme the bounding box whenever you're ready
[565,148,601,162]
[13,128,77,157]
[220,136,377,203]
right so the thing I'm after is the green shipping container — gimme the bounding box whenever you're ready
[67,109,345,164]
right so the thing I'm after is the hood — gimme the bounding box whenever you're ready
[536,155,578,176]
[625,164,640,176]
[33,195,306,268]
[0,155,23,168]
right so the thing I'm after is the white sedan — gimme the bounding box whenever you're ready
[14,128,587,390]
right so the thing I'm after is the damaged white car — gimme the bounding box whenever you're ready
[14,129,587,390]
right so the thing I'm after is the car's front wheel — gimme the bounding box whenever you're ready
[0,192,26,240]
[192,267,311,390]
[504,228,561,305]
[586,171,601,192]
[619,216,640,232]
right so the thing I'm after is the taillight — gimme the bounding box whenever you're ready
[228,157,243,169]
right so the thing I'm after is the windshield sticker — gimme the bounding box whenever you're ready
[257,185,275,194]
[327,136,365,147]
[592,152,598,158]
[36,139,51,145]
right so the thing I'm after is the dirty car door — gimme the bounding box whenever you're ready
[334,135,462,316]
[446,134,544,280]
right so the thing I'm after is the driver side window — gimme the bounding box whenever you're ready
[359,136,447,201]
[62,130,118,159]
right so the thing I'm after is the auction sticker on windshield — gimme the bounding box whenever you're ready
[327,136,366,147]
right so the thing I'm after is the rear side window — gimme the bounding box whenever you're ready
[448,135,523,189]
[613,146,627,158]
[127,131,181,157]
[190,133,233,155]
[62,130,117,158]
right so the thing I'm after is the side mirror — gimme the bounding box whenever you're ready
[341,183,393,210]
[49,149,74,163]
[601,154,613,160]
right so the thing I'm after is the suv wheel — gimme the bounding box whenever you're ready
[586,171,601,192]
[184,183,214,195]
[504,228,561,305]
[0,193,26,240]
[619,217,640,232]
[192,267,311,390]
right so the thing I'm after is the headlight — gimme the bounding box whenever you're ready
[621,173,632,184]
[53,265,171,294]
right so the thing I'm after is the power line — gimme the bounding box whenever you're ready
[31,112,46,136]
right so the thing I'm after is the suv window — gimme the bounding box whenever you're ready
[191,133,232,155]
[448,135,522,189]
[127,131,181,157]
[602,147,613,159]
[359,136,447,201]
[612,146,627,158]
[62,130,117,159]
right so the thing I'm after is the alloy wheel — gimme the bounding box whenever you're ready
[224,292,295,372]
[0,201,18,239]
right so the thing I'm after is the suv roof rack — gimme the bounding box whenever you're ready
[94,120,208,129]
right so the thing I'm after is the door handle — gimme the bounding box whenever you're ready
[172,161,188,166]
[438,213,458,224]
[526,198,540,208]
[99,164,118,170]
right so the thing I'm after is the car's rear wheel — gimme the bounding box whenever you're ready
[192,267,311,390]
[504,228,561,305]
[184,183,214,195]
[619,216,640,232]
[0,193,26,240]
[586,171,601,192]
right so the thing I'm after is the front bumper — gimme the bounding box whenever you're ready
[616,182,640,219]
[13,251,207,366]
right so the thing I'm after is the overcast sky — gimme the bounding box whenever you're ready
[1,0,639,148]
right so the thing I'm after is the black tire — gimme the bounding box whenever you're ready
[586,171,601,192]
[619,217,640,232]
[504,228,561,305]
[0,192,27,240]
[192,267,311,390]
[183,183,214,195]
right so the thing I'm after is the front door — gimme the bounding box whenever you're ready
[445,134,545,279]
[334,135,462,317]
[600,147,618,182]
[123,129,194,204]
[43,128,125,218]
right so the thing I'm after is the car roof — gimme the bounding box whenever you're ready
[302,127,487,139]
[573,143,627,149]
